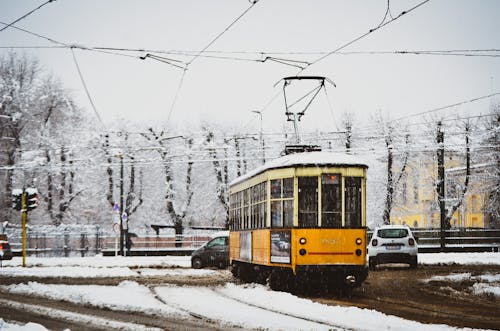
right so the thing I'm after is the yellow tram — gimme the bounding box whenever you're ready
[228,150,368,292]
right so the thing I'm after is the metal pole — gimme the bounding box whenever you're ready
[252,110,265,165]
[437,121,446,251]
[21,190,27,267]
[119,154,124,256]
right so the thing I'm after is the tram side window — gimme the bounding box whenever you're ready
[321,174,342,228]
[243,189,249,229]
[253,182,266,229]
[229,191,241,230]
[271,178,294,228]
[345,177,362,228]
[298,177,318,228]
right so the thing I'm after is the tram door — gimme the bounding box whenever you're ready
[298,177,318,227]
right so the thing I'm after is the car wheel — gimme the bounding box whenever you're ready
[368,257,377,270]
[192,257,203,269]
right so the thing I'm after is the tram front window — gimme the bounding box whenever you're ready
[321,174,342,228]
[345,177,362,228]
[298,177,318,227]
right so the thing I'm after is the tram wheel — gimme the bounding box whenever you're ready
[268,269,296,292]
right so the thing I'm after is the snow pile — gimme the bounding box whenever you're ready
[424,272,500,298]
[419,252,500,265]
[0,319,48,331]
[231,151,368,186]
[155,284,467,331]
[0,266,137,278]
[472,282,500,297]
[0,255,191,268]
[136,268,218,277]
[3,281,186,318]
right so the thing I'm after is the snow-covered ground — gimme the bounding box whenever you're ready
[0,252,499,331]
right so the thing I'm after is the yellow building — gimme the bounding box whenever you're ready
[390,156,492,229]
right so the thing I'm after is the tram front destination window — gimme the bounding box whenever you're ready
[298,177,318,227]
[322,174,342,228]
[345,177,362,228]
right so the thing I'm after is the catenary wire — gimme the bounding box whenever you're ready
[186,0,261,66]
[0,0,56,33]
[301,0,432,72]
[70,48,105,128]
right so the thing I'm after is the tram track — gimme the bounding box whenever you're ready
[147,285,221,324]
[210,287,356,331]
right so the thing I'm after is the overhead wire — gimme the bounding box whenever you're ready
[70,48,105,128]
[3,45,500,60]
[186,0,261,67]
[162,0,262,124]
[301,0,432,72]
[388,92,500,123]
[0,0,56,33]
[167,68,188,124]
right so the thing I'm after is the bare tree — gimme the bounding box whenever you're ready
[482,103,500,227]
[142,128,193,237]
[374,113,410,225]
[203,128,230,228]
[0,52,84,225]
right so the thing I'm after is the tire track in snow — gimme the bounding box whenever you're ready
[147,285,225,326]
[211,287,354,331]
[0,298,162,331]
[152,284,346,330]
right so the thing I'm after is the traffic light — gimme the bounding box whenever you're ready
[26,188,40,211]
[11,190,22,210]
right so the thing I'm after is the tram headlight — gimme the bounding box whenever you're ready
[299,249,307,256]
[299,237,307,245]
[355,238,362,245]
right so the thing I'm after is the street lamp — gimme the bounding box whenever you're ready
[252,110,265,164]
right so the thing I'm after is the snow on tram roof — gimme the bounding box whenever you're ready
[230,151,368,187]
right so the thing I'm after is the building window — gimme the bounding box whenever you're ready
[471,195,479,213]
[413,170,419,204]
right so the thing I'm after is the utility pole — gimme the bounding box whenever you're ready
[436,121,446,251]
[119,154,124,256]
[21,190,27,267]
[252,110,265,164]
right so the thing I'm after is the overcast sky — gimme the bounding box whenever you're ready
[1,0,499,133]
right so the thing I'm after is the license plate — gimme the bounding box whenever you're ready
[385,245,401,251]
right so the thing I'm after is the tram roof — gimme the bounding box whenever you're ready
[230,151,368,186]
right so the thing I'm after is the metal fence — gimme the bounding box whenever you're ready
[7,230,216,257]
[368,228,500,253]
[6,227,500,257]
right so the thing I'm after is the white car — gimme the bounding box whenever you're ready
[367,225,418,270]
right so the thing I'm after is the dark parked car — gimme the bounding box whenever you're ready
[0,234,13,260]
[191,234,229,269]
